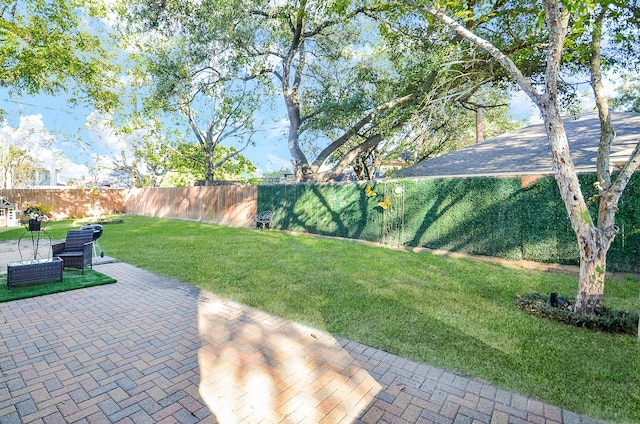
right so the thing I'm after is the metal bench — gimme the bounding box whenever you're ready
[256,210,273,229]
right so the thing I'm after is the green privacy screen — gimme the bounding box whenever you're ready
[257,174,640,273]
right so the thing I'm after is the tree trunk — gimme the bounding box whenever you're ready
[540,106,609,315]
[131,142,139,188]
[575,229,610,314]
[204,145,215,186]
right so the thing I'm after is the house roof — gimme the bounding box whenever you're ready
[400,112,640,178]
[0,196,16,208]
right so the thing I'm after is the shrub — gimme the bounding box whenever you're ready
[515,293,639,335]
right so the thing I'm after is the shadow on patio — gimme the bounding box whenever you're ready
[197,291,381,423]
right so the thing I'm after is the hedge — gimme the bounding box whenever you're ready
[257,173,640,273]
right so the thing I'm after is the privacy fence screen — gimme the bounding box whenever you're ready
[258,174,640,273]
[4,175,638,273]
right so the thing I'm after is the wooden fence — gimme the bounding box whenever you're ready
[125,186,258,227]
[1,186,257,228]
[0,188,126,221]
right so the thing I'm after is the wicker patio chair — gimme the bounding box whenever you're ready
[52,229,94,274]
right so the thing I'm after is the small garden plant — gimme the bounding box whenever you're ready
[515,292,639,335]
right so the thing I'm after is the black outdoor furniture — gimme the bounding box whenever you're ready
[81,224,105,258]
[53,229,94,274]
[7,257,64,289]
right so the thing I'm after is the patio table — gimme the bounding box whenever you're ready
[7,257,64,289]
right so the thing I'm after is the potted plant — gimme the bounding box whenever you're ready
[22,203,53,231]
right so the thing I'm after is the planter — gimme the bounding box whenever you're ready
[28,218,42,231]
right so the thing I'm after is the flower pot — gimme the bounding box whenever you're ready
[28,218,41,231]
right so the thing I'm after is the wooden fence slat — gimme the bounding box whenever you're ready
[0,186,257,228]
[0,188,126,222]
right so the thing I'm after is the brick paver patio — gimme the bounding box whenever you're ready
[1,261,608,423]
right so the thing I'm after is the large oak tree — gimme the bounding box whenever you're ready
[120,0,512,182]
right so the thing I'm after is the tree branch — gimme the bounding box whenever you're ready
[313,134,382,182]
[541,0,569,102]
[609,141,640,206]
[212,136,254,169]
[311,93,416,169]
[408,0,542,105]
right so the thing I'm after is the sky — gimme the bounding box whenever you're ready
[0,1,539,187]
[0,90,294,185]
[0,74,619,187]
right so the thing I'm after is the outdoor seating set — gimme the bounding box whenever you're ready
[6,228,95,289]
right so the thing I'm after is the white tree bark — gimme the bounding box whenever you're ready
[417,0,640,314]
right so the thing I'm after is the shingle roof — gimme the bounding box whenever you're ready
[400,112,640,178]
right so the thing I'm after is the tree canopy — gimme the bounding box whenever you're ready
[0,142,37,188]
[118,0,516,182]
[611,75,640,113]
[0,0,119,114]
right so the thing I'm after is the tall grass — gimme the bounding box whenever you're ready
[2,216,639,422]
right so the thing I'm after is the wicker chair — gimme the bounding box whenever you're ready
[53,229,94,274]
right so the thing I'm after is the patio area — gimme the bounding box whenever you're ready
[0,259,607,423]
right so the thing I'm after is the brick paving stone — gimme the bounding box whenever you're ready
[139,397,163,416]
[545,404,565,422]
[16,398,37,417]
[458,405,491,423]
[56,399,80,417]
[490,410,510,424]
[85,410,110,424]
[420,408,454,424]
[109,404,143,422]
[42,411,67,424]
[0,261,614,424]
[527,398,545,416]
[401,404,425,422]
[526,412,547,424]
[6,377,26,393]
[21,404,60,423]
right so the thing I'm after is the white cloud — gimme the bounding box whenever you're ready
[0,114,56,167]
[0,114,55,150]
[266,153,291,172]
[84,110,154,172]
[510,91,541,124]
[58,162,90,183]
[85,110,123,152]
[270,118,289,138]
[0,114,99,185]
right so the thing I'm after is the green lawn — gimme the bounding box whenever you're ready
[2,215,639,422]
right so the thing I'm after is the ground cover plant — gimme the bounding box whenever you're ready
[515,293,639,335]
[2,216,639,422]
